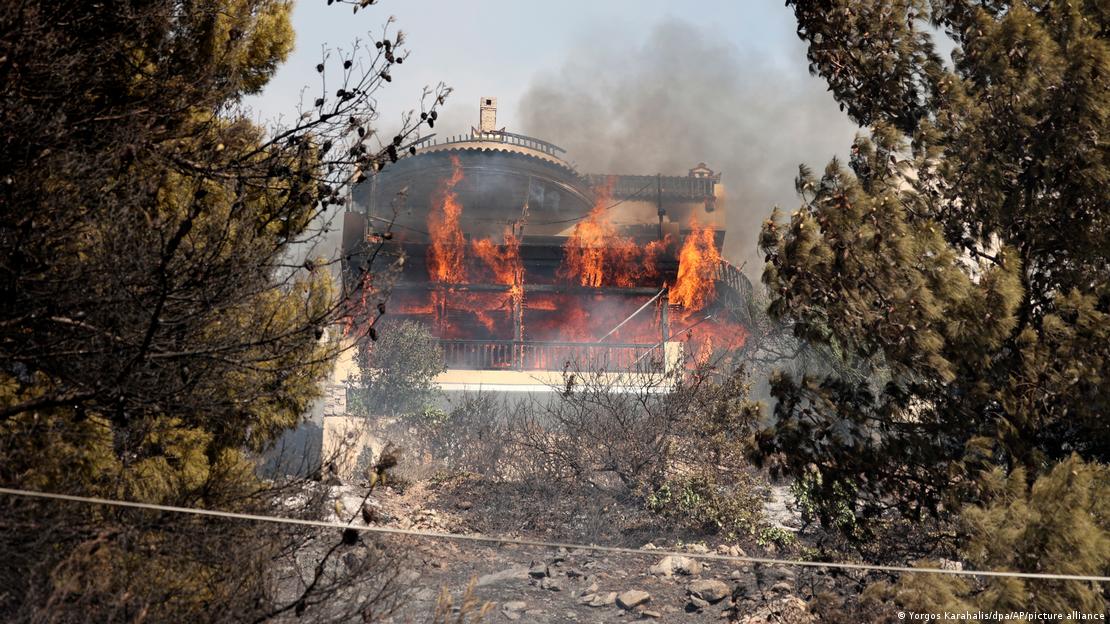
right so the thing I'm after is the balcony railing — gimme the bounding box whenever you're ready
[715,259,753,301]
[439,339,665,373]
[412,131,566,158]
[584,174,718,200]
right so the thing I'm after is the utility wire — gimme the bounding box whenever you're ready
[530,179,656,226]
[596,288,666,343]
[1,487,1107,583]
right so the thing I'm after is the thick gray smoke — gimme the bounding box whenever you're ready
[516,18,859,276]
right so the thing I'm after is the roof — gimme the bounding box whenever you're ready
[412,131,578,175]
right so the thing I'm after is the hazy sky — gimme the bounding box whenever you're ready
[250,1,862,269]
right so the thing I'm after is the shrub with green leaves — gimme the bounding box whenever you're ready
[647,472,765,541]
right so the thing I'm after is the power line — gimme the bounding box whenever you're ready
[1,487,1106,583]
[530,179,656,226]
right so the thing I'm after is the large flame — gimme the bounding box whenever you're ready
[559,181,665,288]
[684,317,748,367]
[472,227,524,309]
[375,164,752,371]
[671,221,720,312]
[427,155,467,284]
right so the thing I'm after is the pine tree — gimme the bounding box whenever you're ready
[0,0,446,619]
[866,456,1110,616]
[759,0,1108,536]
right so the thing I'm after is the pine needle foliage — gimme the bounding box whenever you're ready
[759,0,1109,532]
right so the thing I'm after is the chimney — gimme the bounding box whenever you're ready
[479,96,497,133]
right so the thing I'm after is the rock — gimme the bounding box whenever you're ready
[528,562,549,578]
[650,555,702,577]
[641,610,661,618]
[586,581,599,594]
[688,579,731,604]
[565,568,584,579]
[685,543,710,554]
[729,569,743,580]
[616,590,651,610]
[360,502,378,524]
[686,596,710,612]
[476,566,529,587]
[541,578,563,592]
[502,601,527,612]
[640,542,659,550]
[455,500,473,510]
[733,577,760,600]
[587,592,617,608]
[771,581,793,594]
[716,544,747,558]
[764,485,803,531]
[502,609,521,621]
[341,552,362,570]
[736,596,814,624]
[774,568,796,582]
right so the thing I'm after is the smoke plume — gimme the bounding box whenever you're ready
[516,18,859,275]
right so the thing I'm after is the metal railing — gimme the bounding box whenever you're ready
[715,259,753,301]
[584,174,718,200]
[413,131,566,158]
[710,259,756,326]
[439,339,665,373]
[428,261,751,372]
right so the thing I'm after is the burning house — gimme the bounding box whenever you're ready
[341,98,753,393]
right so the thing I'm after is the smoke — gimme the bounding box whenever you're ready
[516,18,859,276]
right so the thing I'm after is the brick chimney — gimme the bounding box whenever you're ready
[479,96,497,133]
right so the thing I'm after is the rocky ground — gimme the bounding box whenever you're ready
[323,476,827,623]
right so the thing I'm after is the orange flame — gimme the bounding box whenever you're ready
[378,166,754,371]
[472,227,524,308]
[427,155,467,284]
[559,181,666,287]
[671,221,720,311]
[685,318,749,368]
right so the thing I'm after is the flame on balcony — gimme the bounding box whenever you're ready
[558,179,666,288]
[472,227,524,309]
[370,166,750,371]
[671,220,720,312]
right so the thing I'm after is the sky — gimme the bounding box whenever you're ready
[249,0,862,270]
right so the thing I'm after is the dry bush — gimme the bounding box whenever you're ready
[507,362,763,494]
[391,392,513,479]
[392,357,771,543]
[430,579,494,624]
